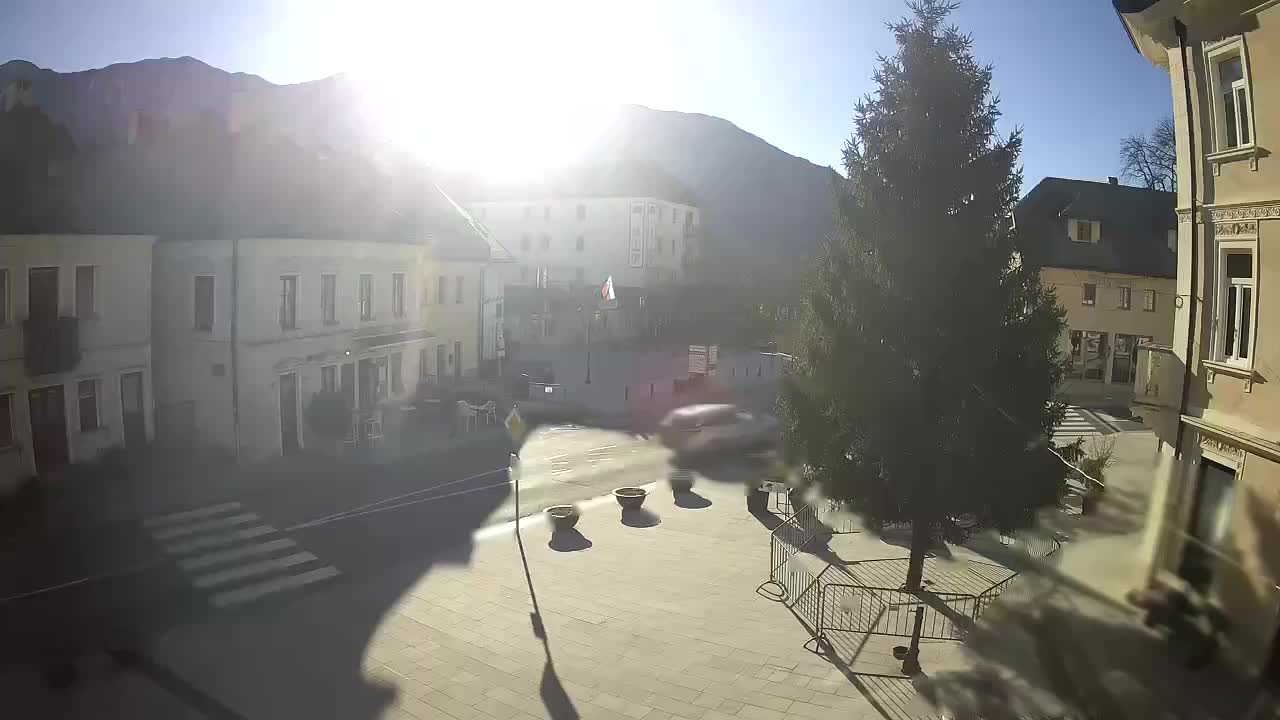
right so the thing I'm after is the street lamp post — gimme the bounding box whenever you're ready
[585,308,592,385]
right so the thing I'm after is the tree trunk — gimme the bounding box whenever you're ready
[904,513,930,591]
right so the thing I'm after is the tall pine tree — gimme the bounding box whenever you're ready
[780,0,1068,594]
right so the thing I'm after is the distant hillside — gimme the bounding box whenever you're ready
[1,58,838,265]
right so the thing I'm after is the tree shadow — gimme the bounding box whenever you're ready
[620,508,661,528]
[547,529,592,552]
[673,491,712,509]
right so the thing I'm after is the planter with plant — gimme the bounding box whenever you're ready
[1078,436,1116,515]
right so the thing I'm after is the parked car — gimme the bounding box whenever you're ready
[658,403,779,458]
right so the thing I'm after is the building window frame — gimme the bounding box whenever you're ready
[1143,289,1156,313]
[321,273,337,325]
[0,393,14,449]
[75,265,97,319]
[1118,286,1132,311]
[1082,283,1096,306]
[1214,245,1256,367]
[359,273,374,321]
[455,275,464,304]
[279,274,299,330]
[392,272,406,319]
[0,268,12,328]
[1205,37,1256,154]
[77,377,101,433]
[576,235,585,252]
[437,275,447,305]
[320,365,337,393]
[193,274,215,331]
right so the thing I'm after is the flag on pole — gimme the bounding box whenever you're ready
[601,275,616,302]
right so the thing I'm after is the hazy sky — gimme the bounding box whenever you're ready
[5,0,1172,186]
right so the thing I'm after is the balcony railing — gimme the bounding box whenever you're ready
[1134,342,1179,409]
[23,316,80,376]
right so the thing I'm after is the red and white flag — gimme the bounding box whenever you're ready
[600,275,616,302]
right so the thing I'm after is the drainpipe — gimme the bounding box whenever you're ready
[230,236,241,461]
[1173,17,1199,460]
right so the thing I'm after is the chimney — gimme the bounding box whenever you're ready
[1108,176,1119,185]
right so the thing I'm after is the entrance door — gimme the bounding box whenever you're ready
[28,385,68,473]
[28,267,59,320]
[1083,331,1108,381]
[436,345,447,385]
[279,372,300,455]
[1112,334,1136,384]
[340,363,355,409]
[454,341,462,381]
[120,371,146,450]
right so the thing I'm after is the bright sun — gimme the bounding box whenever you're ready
[346,0,644,180]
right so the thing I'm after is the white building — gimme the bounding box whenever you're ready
[469,195,700,291]
[0,235,156,495]
[152,232,493,461]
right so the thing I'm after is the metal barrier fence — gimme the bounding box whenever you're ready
[767,502,823,608]
[998,531,1063,559]
[818,584,979,641]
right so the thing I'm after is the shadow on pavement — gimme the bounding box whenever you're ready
[620,508,661,528]
[547,529,592,552]
[672,491,712,509]
[516,520,580,720]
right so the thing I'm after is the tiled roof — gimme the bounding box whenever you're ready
[1016,177,1176,279]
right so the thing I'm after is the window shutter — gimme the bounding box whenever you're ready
[1067,218,1077,241]
[1092,221,1102,244]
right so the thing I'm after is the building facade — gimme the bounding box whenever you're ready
[152,237,486,461]
[1016,177,1177,387]
[1118,0,1280,682]
[0,235,155,495]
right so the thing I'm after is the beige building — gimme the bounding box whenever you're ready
[0,235,155,496]
[1119,0,1280,682]
[1016,177,1177,388]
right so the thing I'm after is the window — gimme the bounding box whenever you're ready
[522,234,531,251]
[1070,219,1097,243]
[279,275,298,330]
[194,275,214,331]
[1219,251,1254,364]
[390,352,403,394]
[1118,286,1131,310]
[543,205,551,221]
[1168,229,1178,252]
[0,268,8,327]
[1082,283,1096,306]
[437,275,447,304]
[0,394,11,448]
[1179,459,1236,591]
[359,273,373,321]
[1143,289,1156,313]
[419,348,429,380]
[1208,40,1254,151]
[78,378,100,432]
[455,275,464,304]
[75,265,95,318]
[576,235,584,252]
[392,273,405,318]
[672,208,677,225]
[321,274,337,325]
[577,204,586,220]
[540,234,550,251]
[321,365,337,393]
[421,277,431,307]
[575,267,585,284]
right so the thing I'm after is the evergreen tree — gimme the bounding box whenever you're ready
[779,0,1068,595]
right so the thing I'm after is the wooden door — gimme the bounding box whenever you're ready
[28,385,68,473]
[120,371,146,449]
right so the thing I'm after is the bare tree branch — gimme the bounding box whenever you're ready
[1119,116,1176,193]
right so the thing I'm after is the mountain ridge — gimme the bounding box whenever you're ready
[1,56,837,262]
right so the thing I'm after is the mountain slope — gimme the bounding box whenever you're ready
[1,58,837,263]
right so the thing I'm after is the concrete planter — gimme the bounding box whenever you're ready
[613,487,648,511]
[545,505,580,532]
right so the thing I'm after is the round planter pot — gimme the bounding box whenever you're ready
[892,646,909,660]
[668,470,694,494]
[613,487,648,510]
[544,505,580,531]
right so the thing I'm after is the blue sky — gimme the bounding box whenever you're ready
[4,0,1172,187]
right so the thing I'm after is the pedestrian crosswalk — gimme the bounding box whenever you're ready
[1051,406,1110,446]
[145,501,339,608]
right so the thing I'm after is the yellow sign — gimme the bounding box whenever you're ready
[505,406,527,443]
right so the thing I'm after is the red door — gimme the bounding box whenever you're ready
[28,385,68,474]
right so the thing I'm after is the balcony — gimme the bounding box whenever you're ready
[1133,342,1179,409]
[23,316,80,377]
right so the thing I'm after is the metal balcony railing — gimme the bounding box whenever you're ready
[23,315,80,376]
[1134,343,1179,409]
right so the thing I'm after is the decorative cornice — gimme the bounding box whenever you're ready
[1214,220,1258,238]
[1177,202,1280,224]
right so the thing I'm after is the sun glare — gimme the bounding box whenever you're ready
[345,0,651,180]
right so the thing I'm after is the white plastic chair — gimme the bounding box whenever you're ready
[456,400,478,432]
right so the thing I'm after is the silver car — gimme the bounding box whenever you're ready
[658,403,779,458]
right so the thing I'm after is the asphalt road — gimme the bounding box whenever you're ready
[0,424,707,675]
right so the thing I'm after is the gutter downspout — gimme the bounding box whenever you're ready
[230,236,241,461]
[1173,17,1199,460]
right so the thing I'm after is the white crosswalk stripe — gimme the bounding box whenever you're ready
[1051,406,1108,445]
[146,501,339,608]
